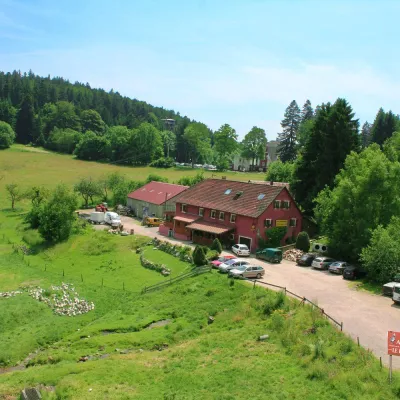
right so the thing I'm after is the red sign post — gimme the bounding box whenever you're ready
[387,331,400,383]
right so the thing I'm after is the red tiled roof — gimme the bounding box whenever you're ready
[174,215,199,223]
[173,179,284,218]
[186,220,234,235]
[127,182,188,205]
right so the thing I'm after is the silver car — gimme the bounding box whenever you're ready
[312,257,335,270]
[228,265,265,279]
[219,260,250,273]
[328,261,350,274]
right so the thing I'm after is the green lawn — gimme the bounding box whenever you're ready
[0,149,399,399]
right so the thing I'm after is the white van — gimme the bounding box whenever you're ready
[104,212,121,227]
[393,284,400,304]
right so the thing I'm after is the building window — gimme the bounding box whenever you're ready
[283,200,290,209]
[199,208,204,217]
[219,212,225,221]
[181,204,187,213]
[210,210,216,219]
[289,218,297,227]
[274,200,281,209]
[230,214,236,223]
[264,219,273,228]
[229,233,235,241]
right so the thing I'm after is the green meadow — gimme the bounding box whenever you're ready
[0,146,399,399]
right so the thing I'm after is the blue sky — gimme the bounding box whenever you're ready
[1,0,399,139]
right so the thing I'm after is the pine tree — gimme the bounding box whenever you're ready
[301,99,314,122]
[15,93,35,144]
[360,122,371,148]
[370,108,386,146]
[371,109,398,147]
[292,98,359,214]
[277,100,301,162]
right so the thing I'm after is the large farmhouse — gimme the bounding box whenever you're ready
[160,179,302,251]
[127,181,188,219]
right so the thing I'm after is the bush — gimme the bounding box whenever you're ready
[210,238,222,254]
[145,174,168,183]
[193,245,207,266]
[206,249,219,261]
[0,121,15,149]
[149,157,175,168]
[296,231,310,252]
[38,185,78,243]
[45,128,82,154]
[74,131,109,161]
[177,172,205,187]
[264,227,287,248]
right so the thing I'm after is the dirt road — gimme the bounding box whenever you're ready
[86,212,400,367]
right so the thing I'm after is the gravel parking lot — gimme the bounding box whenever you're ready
[85,212,400,368]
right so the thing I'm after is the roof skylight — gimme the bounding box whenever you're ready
[257,193,265,200]
[224,189,232,195]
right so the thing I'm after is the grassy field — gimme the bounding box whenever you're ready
[0,147,399,399]
[0,145,265,199]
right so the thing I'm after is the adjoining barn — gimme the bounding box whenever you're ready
[127,181,188,220]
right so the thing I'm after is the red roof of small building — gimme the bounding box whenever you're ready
[173,179,285,218]
[127,181,188,205]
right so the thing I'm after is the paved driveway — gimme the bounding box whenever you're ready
[84,212,400,367]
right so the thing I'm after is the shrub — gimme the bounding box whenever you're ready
[206,249,219,261]
[149,157,175,168]
[177,172,205,187]
[0,121,15,149]
[264,227,287,248]
[38,184,78,243]
[296,231,310,252]
[145,173,168,183]
[210,238,222,254]
[46,128,82,154]
[193,245,207,266]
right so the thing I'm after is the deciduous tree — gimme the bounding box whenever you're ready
[6,183,24,210]
[265,160,294,184]
[74,177,102,207]
[213,124,238,157]
[315,144,400,261]
[183,122,212,168]
[0,121,15,149]
[80,109,106,134]
[241,126,267,166]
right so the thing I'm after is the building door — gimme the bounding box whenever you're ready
[239,236,252,250]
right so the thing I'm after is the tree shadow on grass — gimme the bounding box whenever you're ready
[1,208,28,217]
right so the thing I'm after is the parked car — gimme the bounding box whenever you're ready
[296,253,316,267]
[256,248,282,263]
[219,259,250,273]
[312,257,335,270]
[328,261,350,275]
[342,265,367,280]
[393,284,400,304]
[382,282,398,296]
[229,265,265,279]
[232,244,250,257]
[211,255,236,268]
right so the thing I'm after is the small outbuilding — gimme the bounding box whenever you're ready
[127,181,188,220]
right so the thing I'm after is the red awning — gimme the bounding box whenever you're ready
[186,220,234,235]
[174,215,200,224]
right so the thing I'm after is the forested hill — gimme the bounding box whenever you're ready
[0,70,192,158]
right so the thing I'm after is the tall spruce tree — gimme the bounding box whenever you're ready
[277,100,301,162]
[292,98,359,214]
[370,108,398,147]
[360,122,371,148]
[301,99,314,122]
[15,93,35,144]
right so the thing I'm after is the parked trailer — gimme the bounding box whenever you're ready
[90,212,105,224]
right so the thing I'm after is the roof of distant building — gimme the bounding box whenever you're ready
[127,181,188,205]
[173,179,286,218]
